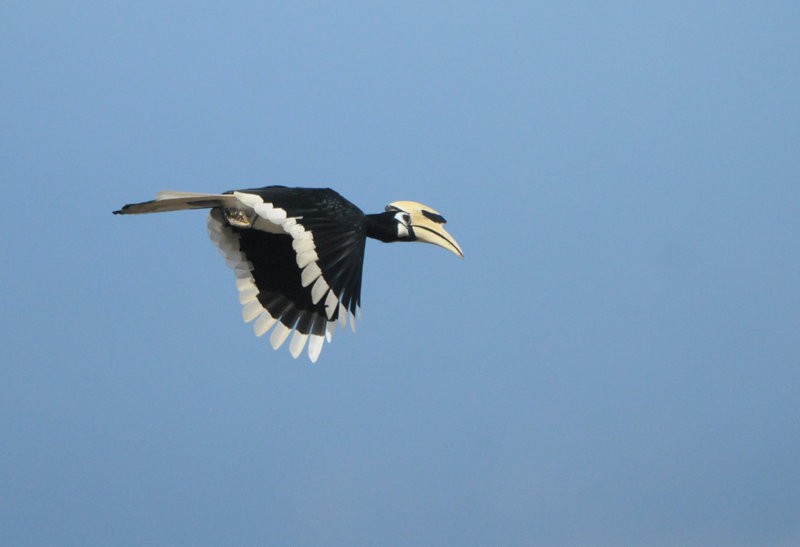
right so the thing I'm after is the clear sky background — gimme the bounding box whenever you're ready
[2,2,799,545]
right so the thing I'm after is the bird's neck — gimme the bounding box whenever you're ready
[365,212,400,242]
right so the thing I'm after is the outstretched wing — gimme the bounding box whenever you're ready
[207,187,367,362]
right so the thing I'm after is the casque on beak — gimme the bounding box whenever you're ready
[386,201,464,258]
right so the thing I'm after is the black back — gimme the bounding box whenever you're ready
[227,187,367,327]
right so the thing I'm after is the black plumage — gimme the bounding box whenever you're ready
[115,185,462,362]
[228,187,366,324]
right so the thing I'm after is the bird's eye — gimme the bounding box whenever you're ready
[394,212,411,238]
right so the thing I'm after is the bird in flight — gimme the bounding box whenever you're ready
[114,186,463,362]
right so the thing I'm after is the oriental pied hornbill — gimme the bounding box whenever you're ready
[114,186,463,362]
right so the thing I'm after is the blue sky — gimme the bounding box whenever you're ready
[2,2,799,545]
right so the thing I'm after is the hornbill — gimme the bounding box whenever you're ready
[114,186,463,362]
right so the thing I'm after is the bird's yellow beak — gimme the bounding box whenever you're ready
[387,201,464,258]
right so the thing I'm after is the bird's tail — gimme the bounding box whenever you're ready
[113,191,239,215]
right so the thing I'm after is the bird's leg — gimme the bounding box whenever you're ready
[223,208,253,228]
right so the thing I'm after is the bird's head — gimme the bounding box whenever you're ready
[384,201,464,257]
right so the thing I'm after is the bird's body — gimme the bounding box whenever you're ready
[115,186,462,362]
